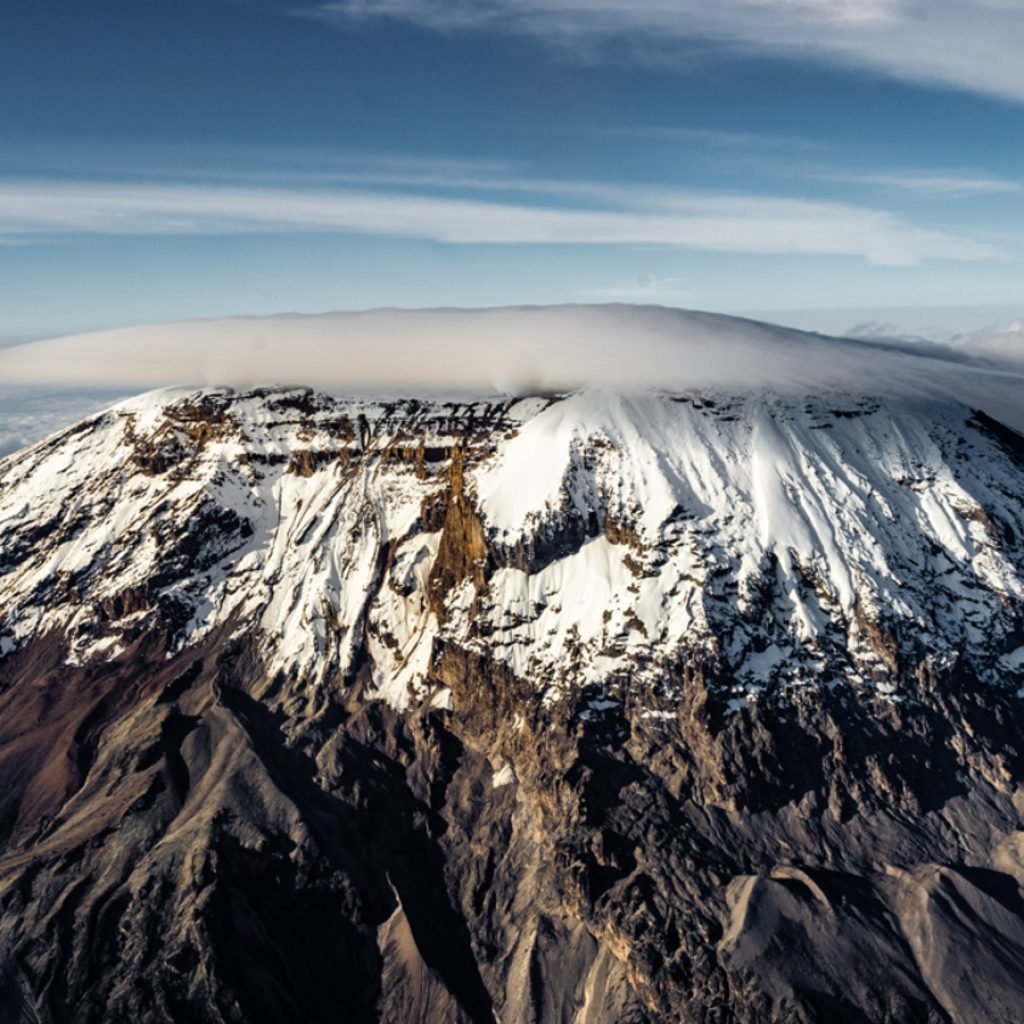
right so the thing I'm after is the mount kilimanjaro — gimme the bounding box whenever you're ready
[1,309,1024,1023]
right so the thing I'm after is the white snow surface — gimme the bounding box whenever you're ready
[2,373,1023,714]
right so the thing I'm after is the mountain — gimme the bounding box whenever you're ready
[2,311,1024,1023]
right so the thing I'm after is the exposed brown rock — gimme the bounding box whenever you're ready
[427,448,488,621]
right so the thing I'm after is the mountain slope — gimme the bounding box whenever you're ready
[1,373,1024,1021]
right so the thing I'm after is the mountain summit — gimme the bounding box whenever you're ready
[2,312,1024,1022]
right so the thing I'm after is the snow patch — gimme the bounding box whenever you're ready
[491,762,517,789]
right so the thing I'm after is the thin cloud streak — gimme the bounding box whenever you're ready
[305,0,1024,104]
[0,179,999,266]
[817,171,1023,195]
[564,130,1021,201]
[8,142,1016,206]
[588,125,830,152]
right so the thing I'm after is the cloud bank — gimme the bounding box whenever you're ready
[306,0,1024,105]
[2,306,1022,432]
[0,179,998,266]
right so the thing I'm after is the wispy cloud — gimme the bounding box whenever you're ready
[574,127,1021,199]
[0,142,521,188]
[13,140,1016,206]
[0,178,1000,266]
[588,125,829,152]
[816,171,1023,195]
[302,0,1024,104]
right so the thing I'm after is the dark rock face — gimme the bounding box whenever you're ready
[1,625,1023,1023]
[1,387,1024,1023]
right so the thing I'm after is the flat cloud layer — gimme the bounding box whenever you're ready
[2,305,1023,432]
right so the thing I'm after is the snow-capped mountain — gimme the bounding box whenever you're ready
[2,311,1024,1024]
[3,385,1022,714]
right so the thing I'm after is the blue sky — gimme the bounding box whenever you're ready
[1,0,1022,340]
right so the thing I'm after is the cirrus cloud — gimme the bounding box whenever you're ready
[0,178,1000,266]
[303,0,1024,104]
